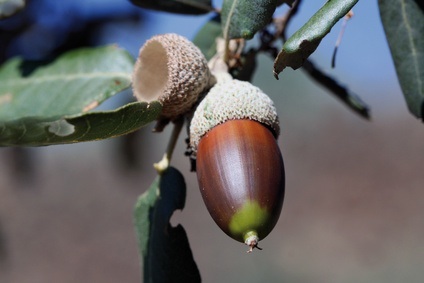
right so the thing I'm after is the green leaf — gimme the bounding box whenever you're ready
[222,0,278,40]
[0,45,134,122]
[0,0,25,19]
[0,101,162,146]
[134,167,201,283]
[193,15,222,61]
[129,0,212,15]
[273,0,359,77]
[379,0,424,120]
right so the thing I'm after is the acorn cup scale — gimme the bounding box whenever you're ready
[190,79,285,252]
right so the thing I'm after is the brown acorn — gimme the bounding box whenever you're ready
[132,33,214,126]
[189,79,285,252]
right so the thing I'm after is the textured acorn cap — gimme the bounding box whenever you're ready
[132,33,213,120]
[189,79,280,153]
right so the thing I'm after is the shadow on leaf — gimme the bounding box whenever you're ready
[18,59,55,77]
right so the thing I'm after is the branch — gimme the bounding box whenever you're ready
[301,59,370,119]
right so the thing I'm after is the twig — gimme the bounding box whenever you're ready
[274,0,302,41]
[153,118,184,174]
[301,59,370,119]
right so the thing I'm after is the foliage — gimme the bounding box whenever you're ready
[379,0,424,119]
[134,167,201,283]
[0,101,161,146]
[0,0,423,282]
[0,46,161,145]
[222,0,279,40]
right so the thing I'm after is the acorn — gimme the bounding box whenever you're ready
[189,79,285,252]
[132,33,214,129]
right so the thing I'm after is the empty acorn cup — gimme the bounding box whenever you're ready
[132,33,214,127]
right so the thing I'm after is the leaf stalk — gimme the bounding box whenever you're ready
[154,118,184,174]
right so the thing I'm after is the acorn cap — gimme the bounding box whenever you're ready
[132,33,213,120]
[189,79,280,153]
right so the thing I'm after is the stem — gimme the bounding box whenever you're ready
[244,231,262,253]
[272,0,301,42]
[223,36,230,64]
[280,0,301,41]
[153,118,184,174]
[208,38,232,82]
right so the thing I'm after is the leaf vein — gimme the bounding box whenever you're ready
[223,0,239,41]
[400,0,423,92]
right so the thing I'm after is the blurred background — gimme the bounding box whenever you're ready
[1,0,424,282]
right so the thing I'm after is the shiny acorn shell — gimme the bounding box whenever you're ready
[196,119,285,251]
